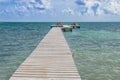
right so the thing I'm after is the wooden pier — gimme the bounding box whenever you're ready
[9,27,81,80]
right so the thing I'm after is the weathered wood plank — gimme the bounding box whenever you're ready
[9,27,81,80]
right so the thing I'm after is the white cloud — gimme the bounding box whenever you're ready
[86,8,94,16]
[1,0,120,18]
[15,5,28,13]
[75,0,120,15]
[62,8,74,15]
[81,0,101,15]
[34,3,45,9]
[0,0,52,16]
[41,0,52,9]
[84,0,100,7]
[104,0,120,15]
[30,0,36,3]
[96,8,105,15]
[0,0,61,17]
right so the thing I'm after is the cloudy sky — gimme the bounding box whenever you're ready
[0,0,120,22]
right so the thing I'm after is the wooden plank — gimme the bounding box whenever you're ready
[9,27,81,80]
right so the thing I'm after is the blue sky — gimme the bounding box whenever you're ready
[0,0,120,22]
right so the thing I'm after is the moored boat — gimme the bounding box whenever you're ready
[70,22,80,28]
[51,22,63,28]
[50,22,80,32]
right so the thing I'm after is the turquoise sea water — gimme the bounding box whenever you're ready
[0,22,120,80]
[0,22,50,80]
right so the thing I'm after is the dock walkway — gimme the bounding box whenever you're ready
[9,27,81,80]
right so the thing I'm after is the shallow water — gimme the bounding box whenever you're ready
[0,22,120,80]
[64,22,120,80]
[0,22,51,80]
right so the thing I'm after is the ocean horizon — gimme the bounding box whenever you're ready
[0,22,120,80]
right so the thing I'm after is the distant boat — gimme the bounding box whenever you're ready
[70,22,80,28]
